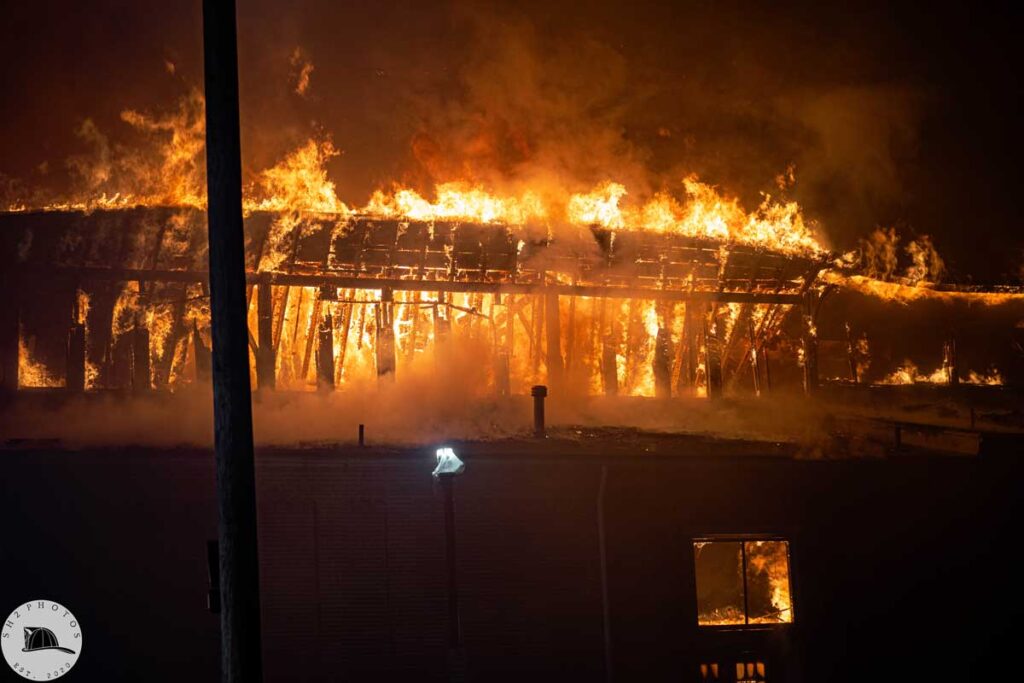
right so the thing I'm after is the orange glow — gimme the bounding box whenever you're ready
[18,336,61,388]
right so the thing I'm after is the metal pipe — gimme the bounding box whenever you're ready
[532,384,548,437]
[203,0,264,679]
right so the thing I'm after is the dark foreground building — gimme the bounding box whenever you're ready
[1,429,1020,682]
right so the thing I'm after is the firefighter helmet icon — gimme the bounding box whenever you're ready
[3,599,82,680]
[22,627,76,655]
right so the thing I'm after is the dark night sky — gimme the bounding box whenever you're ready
[1,0,1021,281]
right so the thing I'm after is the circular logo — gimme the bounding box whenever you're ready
[2,600,82,680]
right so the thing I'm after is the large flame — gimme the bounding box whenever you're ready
[364,182,546,224]
[6,87,1022,395]
[565,177,824,255]
[246,139,348,214]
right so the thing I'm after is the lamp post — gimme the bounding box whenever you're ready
[433,447,466,680]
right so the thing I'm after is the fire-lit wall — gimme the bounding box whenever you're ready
[1,441,1019,682]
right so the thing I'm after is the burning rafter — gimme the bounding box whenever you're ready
[4,205,1019,397]
[2,207,826,301]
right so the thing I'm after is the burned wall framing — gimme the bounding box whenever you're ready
[1,207,832,396]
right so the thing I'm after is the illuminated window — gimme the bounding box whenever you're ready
[735,660,767,682]
[698,662,721,681]
[696,663,720,679]
[693,538,793,626]
[699,659,768,682]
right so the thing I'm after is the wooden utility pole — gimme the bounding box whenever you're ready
[202,0,263,680]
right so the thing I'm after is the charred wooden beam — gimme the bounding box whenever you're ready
[801,336,819,395]
[316,311,334,391]
[432,291,451,359]
[565,296,577,374]
[844,322,859,384]
[748,319,761,397]
[800,291,820,395]
[704,306,723,399]
[67,284,86,393]
[600,300,618,397]
[376,287,396,379]
[131,319,151,392]
[256,281,275,391]
[654,324,672,399]
[66,321,86,393]
[623,300,641,392]
[677,303,699,395]
[194,320,212,382]
[495,295,512,397]
[153,287,189,388]
[495,352,511,397]
[944,334,959,386]
[301,298,322,380]
[42,266,807,304]
[545,292,563,386]
[334,302,352,386]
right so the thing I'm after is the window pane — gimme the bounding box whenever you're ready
[694,541,745,625]
[745,540,793,623]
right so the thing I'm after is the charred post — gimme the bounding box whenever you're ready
[944,334,960,386]
[654,324,672,399]
[203,0,264,679]
[680,303,699,394]
[65,285,87,392]
[316,310,335,391]
[431,292,451,373]
[545,292,563,386]
[801,292,819,395]
[376,287,396,379]
[748,319,761,397]
[844,322,859,384]
[495,351,511,397]
[256,280,275,391]
[704,307,723,399]
[132,319,151,392]
[194,320,212,382]
[600,300,618,397]
[66,320,86,394]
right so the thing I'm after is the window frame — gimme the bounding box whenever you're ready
[692,533,795,630]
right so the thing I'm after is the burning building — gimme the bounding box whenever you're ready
[5,191,1022,402]
[3,178,1022,682]
[2,1,1023,681]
